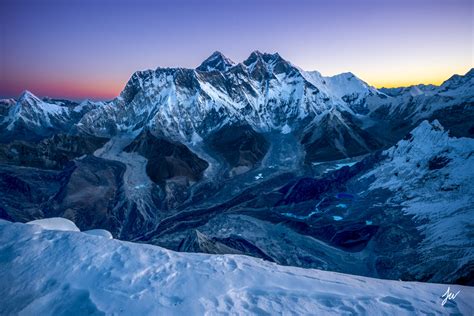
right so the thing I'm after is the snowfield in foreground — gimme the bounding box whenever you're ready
[0,219,472,315]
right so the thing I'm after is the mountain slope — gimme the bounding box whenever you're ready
[359,120,474,283]
[370,68,474,140]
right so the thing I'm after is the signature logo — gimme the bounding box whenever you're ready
[441,286,460,306]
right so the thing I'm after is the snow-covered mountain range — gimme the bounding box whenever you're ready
[0,91,104,142]
[0,52,473,289]
[2,52,471,160]
[76,51,381,144]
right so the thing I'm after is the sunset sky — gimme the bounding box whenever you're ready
[1,0,472,100]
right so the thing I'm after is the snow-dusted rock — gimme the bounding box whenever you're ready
[361,120,474,281]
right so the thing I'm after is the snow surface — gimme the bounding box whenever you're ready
[26,217,80,232]
[1,220,472,315]
[83,229,113,239]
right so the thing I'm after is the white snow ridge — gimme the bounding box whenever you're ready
[26,217,80,232]
[0,220,472,315]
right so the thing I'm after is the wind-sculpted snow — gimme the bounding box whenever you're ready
[26,217,80,232]
[1,220,472,315]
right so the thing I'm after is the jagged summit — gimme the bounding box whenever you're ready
[440,67,474,91]
[242,50,263,65]
[197,51,235,72]
[243,51,284,66]
[197,50,292,75]
[18,90,40,102]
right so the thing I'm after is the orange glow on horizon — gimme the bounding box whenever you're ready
[32,79,123,100]
[360,66,473,89]
[3,66,472,100]
[2,78,124,101]
[372,77,446,89]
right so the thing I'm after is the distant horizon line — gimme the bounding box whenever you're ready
[1,66,472,102]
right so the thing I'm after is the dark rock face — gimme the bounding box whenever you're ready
[0,164,73,222]
[124,131,208,184]
[207,124,269,169]
[47,156,126,234]
[178,230,275,262]
[428,155,451,170]
[0,134,108,170]
[302,111,382,163]
[430,102,474,138]
[0,156,125,236]
[0,99,15,118]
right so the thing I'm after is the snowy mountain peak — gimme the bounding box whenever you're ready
[74,53,473,146]
[390,120,449,157]
[302,70,381,110]
[327,72,371,89]
[3,91,70,133]
[241,51,299,82]
[335,72,355,79]
[440,68,474,91]
[466,68,474,78]
[0,90,104,139]
[78,51,387,140]
[385,120,462,170]
[197,51,235,72]
[243,50,263,64]
[413,119,444,134]
[243,51,285,66]
[18,90,41,103]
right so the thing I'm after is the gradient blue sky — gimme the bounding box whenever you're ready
[1,0,472,100]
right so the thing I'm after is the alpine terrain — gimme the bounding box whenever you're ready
[1,52,473,308]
